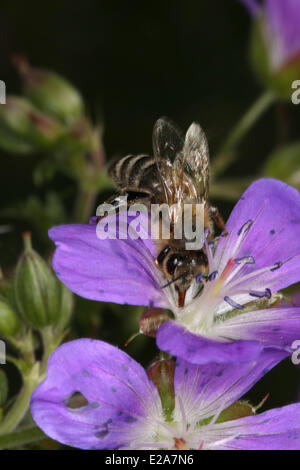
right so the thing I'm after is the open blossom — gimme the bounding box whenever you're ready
[49,178,300,364]
[241,0,300,71]
[30,338,300,450]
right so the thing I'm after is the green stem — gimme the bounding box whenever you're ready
[40,326,64,376]
[0,363,40,435]
[212,90,275,178]
[0,426,46,449]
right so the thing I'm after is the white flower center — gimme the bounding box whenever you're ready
[163,219,283,337]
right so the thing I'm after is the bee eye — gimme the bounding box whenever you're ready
[166,255,181,275]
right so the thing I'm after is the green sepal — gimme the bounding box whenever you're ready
[148,359,175,421]
[13,233,62,329]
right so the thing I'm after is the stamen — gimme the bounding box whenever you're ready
[223,263,280,292]
[204,227,210,238]
[270,261,282,272]
[208,271,218,281]
[196,273,203,283]
[213,259,235,295]
[234,256,255,265]
[221,257,253,287]
[204,236,214,273]
[224,296,244,310]
[178,395,187,434]
[249,288,271,299]
[237,219,253,236]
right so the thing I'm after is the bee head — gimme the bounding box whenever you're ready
[164,251,208,307]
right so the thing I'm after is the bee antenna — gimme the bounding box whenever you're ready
[161,272,188,289]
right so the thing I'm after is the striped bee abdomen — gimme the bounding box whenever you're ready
[109,154,160,193]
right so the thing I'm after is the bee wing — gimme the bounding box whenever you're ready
[183,122,210,202]
[152,117,184,163]
[152,117,184,203]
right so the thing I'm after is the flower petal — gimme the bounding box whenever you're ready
[240,0,259,16]
[49,223,166,307]
[215,307,300,352]
[174,347,286,421]
[156,321,264,365]
[209,403,300,449]
[265,0,300,68]
[214,179,300,292]
[31,339,160,449]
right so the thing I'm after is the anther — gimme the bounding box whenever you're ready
[208,271,218,281]
[224,296,244,310]
[249,288,271,299]
[270,261,282,272]
[237,219,253,236]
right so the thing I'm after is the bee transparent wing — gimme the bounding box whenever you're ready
[152,117,184,203]
[183,122,210,201]
[152,117,184,164]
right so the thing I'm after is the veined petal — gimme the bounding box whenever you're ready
[215,307,300,351]
[208,403,300,450]
[174,348,287,422]
[156,321,263,365]
[214,179,300,292]
[49,222,166,308]
[31,339,161,449]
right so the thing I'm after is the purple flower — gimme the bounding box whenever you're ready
[31,338,300,450]
[241,0,300,70]
[49,178,300,364]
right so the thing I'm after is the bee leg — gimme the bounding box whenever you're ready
[95,192,128,222]
[210,206,228,236]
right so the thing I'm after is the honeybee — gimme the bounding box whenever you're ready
[105,117,227,308]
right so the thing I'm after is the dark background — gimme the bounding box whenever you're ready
[0,0,300,419]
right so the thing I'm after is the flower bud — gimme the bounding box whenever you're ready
[13,56,84,125]
[139,307,170,338]
[0,296,20,337]
[13,232,62,329]
[148,359,175,420]
[246,3,300,99]
[0,97,65,150]
[0,127,35,155]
